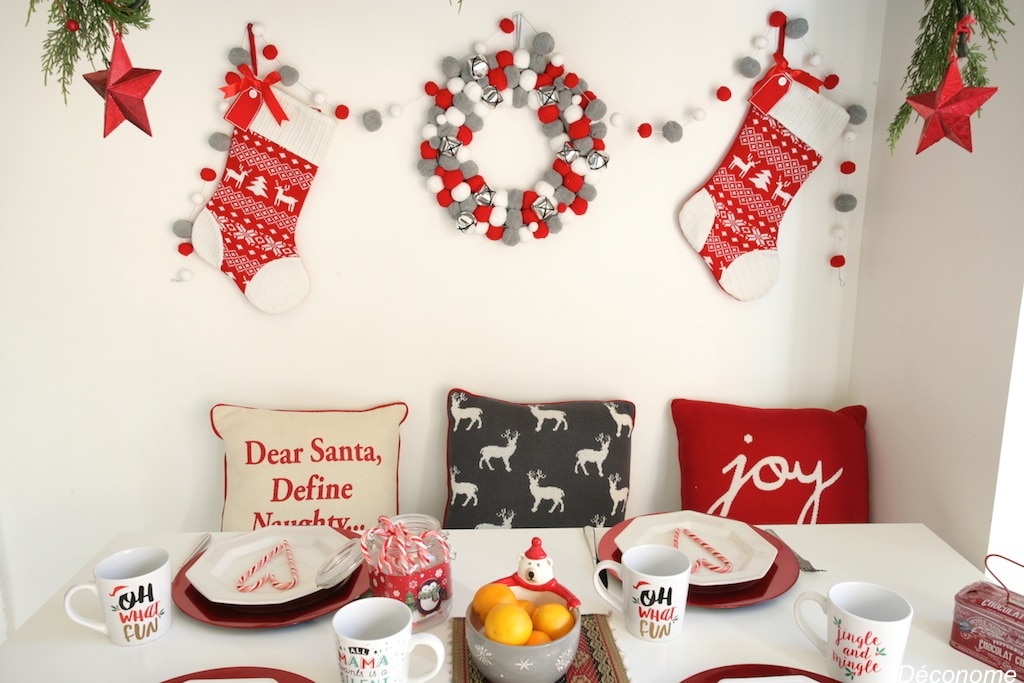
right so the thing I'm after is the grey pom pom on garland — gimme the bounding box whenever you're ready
[834,194,858,212]
[662,120,684,143]
[228,47,249,67]
[785,18,809,39]
[277,65,299,87]
[738,56,762,78]
[208,131,231,152]
[172,219,193,239]
[362,109,383,132]
[441,56,462,78]
[533,32,555,55]
[847,104,868,126]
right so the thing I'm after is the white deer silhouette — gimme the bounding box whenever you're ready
[450,392,483,431]
[529,404,567,431]
[771,179,794,207]
[728,153,756,178]
[574,433,612,476]
[479,429,519,472]
[604,402,633,437]
[608,472,629,517]
[273,183,298,212]
[225,167,249,188]
[449,466,478,507]
[527,469,565,513]
[475,508,515,529]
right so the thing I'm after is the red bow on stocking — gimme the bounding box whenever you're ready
[220,63,289,130]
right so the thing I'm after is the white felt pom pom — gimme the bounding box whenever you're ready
[435,113,448,125]
[388,104,403,118]
[520,226,534,240]
[447,77,465,94]
[550,53,565,67]
[218,100,230,113]
[843,130,858,143]
[518,69,538,91]
[445,106,466,127]
[527,90,541,110]
[807,53,824,67]
[548,133,570,152]
[313,92,327,105]
[832,225,848,239]
[492,190,509,208]
[571,94,582,105]
[584,167,604,185]
[473,42,487,54]
[175,268,194,282]
[693,108,707,121]
[422,123,438,139]
[463,81,482,101]
[513,49,530,69]
[563,104,583,123]
[426,175,444,193]
[490,206,508,226]
[474,101,492,118]
[190,192,205,205]
[475,222,488,235]
[455,146,470,163]
[570,158,590,176]
[753,35,769,49]
[451,182,471,202]
[609,112,623,126]
[535,180,555,197]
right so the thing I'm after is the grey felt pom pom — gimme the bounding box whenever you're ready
[417,158,438,177]
[786,18,809,39]
[573,137,594,155]
[228,47,250,67]
[835,194,858,212]
[847,104,868,126]
[585,99,608,121]
[544,169,563,187]
[438,155,460,171]
[542,121,565,138]
[277,65,299,87]
[590,121,608,140]
[512,88,529,108]
[547,214,563,233]
[504,65,521,89]
[441,56,462,78]
[460,161,479,178]
[502,227,520,246]
[454,92,475,114]
[437,123,459,139]
[447,202,463,219]
[529,54,547,73]
[508,189,524,208]
[554,187,575,205]
[172,219,193,239]
[738,56,762,78]
[663,120,684,143]
[362,109,383,132]
[505,209,524,229]
[208,131,231,152]
[465,113,484,132]
[533,32,555,55]
[578,184,598,202]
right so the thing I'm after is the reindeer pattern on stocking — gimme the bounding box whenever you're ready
[444,389,636,529]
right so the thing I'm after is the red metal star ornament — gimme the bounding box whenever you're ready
[83,32,161,137]
[905,20,997,154]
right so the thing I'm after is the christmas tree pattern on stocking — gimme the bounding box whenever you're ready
[678,57,848,301]
[191,88,335,313]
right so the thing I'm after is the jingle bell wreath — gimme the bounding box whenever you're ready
[418,27,610,246]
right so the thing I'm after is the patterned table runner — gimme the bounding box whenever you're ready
[451,613,630,682]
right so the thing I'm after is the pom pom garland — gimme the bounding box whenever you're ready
[419,18,610,245]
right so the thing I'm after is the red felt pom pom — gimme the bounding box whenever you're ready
[65,20,80,32]
[564,73,580,89]
[225,71,241,86]
[830,255,846,268]
[424,81,439,96]
[637,123,653,138]
[486,225,505,241]
[534,222,549,239]
[567,119,591,140]
[434,89,453,109]
[457,126,473,145]
[769,11,787,28]
[262,44,278,60]
[495,51,514,68]
[716,86,732,102]
[824,74,840,90]
[334,104,350,120]
[538,105,560,124]
[840,161,857,175]
[200,167,218,182]
[177,243,194,256]
[499,18,516,34]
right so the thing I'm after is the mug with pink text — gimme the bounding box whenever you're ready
[63,546,172,646]
[793,581,914,683]
[593,543,691,642]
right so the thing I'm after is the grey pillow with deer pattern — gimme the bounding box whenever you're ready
[443,388,634,529]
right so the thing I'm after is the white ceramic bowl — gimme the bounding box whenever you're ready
[464,587,581,683]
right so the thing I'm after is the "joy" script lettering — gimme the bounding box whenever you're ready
[708,453,843,524]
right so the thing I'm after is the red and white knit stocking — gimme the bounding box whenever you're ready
[678,58,848,301]
[191,88,335,313]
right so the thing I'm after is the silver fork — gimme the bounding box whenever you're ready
[764,529,825,572]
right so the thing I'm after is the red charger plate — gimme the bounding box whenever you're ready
[160,666,314,683]
[681,663,834,683]
[598,514,799,608]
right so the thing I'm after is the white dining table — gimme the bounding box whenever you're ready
[0,523,999,682]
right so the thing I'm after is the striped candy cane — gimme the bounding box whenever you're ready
[674,527,734,574]
[236,539,300,592]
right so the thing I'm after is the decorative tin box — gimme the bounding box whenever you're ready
[950,580,1024,674]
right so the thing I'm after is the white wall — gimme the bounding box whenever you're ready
[851,2,1024,566]
[1,0,887,632]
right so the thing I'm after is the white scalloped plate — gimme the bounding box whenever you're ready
[614,511,778,587]
[186,527,350,606]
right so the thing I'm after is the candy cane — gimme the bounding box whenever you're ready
[674,527,733,574]
[236,539,299,592]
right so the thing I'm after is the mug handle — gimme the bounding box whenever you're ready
[593,560,624,612]
[407,632,445,683]
[792,590,830,658]
[63,583,108,634]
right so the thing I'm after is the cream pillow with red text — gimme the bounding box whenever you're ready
[212,402,408,532]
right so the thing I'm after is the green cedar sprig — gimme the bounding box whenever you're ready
[887,0,1013,152]
[27,0,153,103]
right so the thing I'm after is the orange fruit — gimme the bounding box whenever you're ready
[484,603,534,646]
[532,602,575,641]
[524,630,552,646]
[472,583,517,621]
[517,599,537,617]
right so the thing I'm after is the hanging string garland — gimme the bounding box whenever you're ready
[415,15,611,246]
[170,22,349,282]
[628,10,866,283]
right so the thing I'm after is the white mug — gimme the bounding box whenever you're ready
[63,546,172,646]
[332,596,444,683]
[794,581,914,683]
[593,544,691,642]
